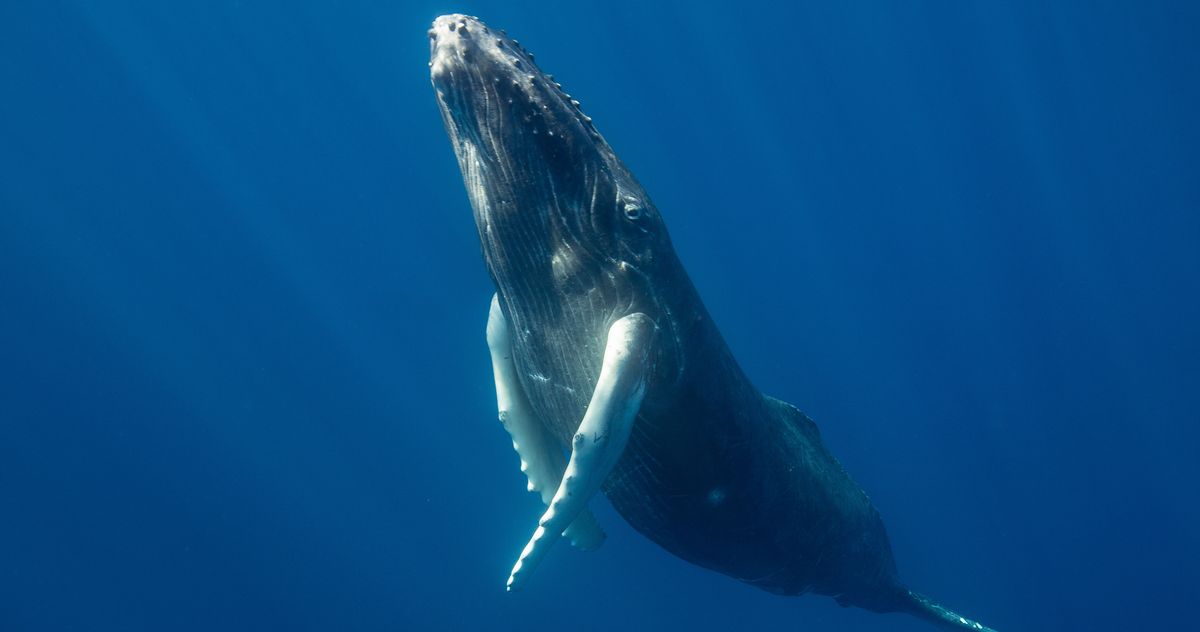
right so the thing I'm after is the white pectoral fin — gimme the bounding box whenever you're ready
[487,295,605,551]
[506,312,655,591]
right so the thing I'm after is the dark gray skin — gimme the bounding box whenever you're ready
[429,14,995,631]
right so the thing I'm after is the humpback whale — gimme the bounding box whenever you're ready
[429,14,997,631]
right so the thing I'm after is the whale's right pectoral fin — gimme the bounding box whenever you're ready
[506,312,655,591]
[486,295,605,551]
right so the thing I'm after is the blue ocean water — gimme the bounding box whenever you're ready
[2,1,1198,630]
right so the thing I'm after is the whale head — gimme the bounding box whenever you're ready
[430,14,671,295]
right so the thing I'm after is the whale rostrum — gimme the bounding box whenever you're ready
[430,13,997,631]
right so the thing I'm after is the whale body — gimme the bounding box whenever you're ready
[429,14,996,631]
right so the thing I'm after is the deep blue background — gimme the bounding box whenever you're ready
[3,2,1198,630]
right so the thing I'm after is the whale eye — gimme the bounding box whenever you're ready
[623,202,643,220]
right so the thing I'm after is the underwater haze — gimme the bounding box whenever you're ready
[3,1,1198,631]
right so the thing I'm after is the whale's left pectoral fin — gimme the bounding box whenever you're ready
[506,312,655,591]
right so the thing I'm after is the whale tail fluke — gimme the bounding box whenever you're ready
[902,590,998,632]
